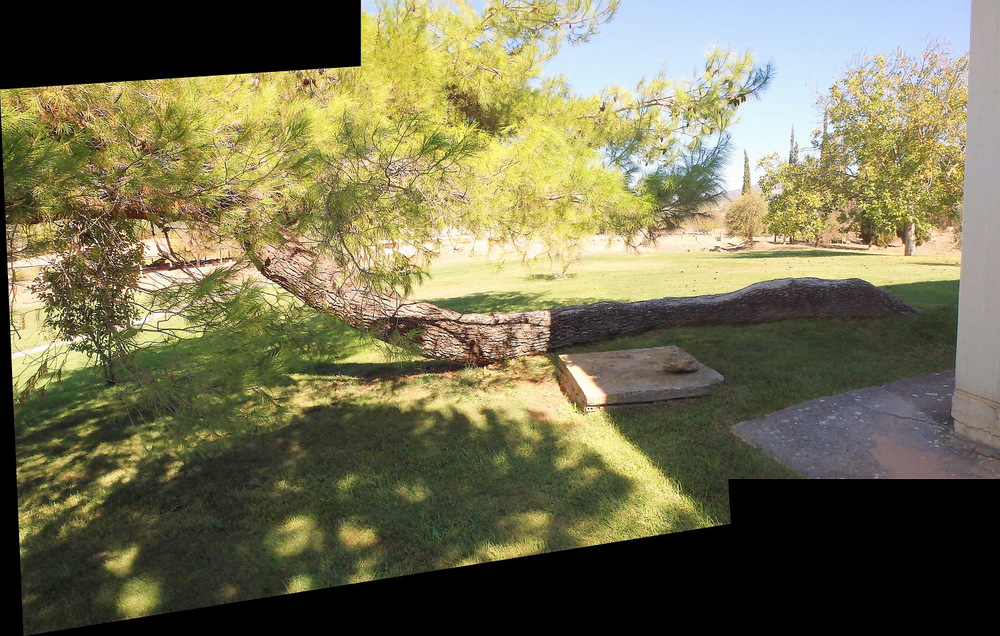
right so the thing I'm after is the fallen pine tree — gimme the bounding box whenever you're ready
[250,232,920,366]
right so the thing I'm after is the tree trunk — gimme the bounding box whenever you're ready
[903,220,916,256]
[250,233,919,366]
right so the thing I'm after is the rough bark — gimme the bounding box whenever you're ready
[250,234,919,366]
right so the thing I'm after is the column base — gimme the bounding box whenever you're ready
[952,388,1000,451]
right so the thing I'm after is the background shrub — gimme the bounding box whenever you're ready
[725,193,768,241]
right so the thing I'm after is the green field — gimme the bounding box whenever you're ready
[15,248,961,632]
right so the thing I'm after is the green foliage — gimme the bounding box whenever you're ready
[757,42,966,252]
[758,151,838,245]
[823,41,967,253]
[724,192,768,242]
[4,1,773,280]
[639,135,733,234]
[30,215,145,384]
[120,290,315,438]
[5,0,774,430]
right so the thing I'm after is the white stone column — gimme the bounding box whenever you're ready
[952,0,1000,450]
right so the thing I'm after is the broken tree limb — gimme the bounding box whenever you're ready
[250,234,919,365]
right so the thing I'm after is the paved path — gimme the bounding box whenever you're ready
[731,370,1000,479]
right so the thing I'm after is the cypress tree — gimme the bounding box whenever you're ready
[742,150,751,195]
[820,108,829,168]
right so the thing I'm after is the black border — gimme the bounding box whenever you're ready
[1,6,361,89]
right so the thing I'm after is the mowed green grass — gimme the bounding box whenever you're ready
[15,248,961,632]
[420,248,961,309]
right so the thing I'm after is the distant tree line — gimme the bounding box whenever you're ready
[755,41,967,253]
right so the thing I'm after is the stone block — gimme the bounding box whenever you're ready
[556,345,724,412]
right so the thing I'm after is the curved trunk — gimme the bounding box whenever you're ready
[250,234,919,365]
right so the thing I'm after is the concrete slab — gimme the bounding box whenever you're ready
[731,370,1000,479]
[556,346,724,412]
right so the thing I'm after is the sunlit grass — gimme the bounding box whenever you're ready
[16,249,961,633]
[418,249,961,309]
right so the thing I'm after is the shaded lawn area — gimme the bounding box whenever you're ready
[15,250,960,633]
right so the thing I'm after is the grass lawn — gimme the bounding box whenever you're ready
[15,248,960,632]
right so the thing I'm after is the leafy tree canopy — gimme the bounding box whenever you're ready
[822,40,967,251]
[758,148,839,246]
[756,40,966,253]
[724,191,767,242]
[6,0,774,405]
[6,0,773,274]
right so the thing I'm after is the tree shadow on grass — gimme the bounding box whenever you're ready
[906,259,962,267]
[17,364,714,633]
[426,290,600,315]
[722,248,962,268]
[427,290,545,314]
[880,279,959,310]
[565,278,961,521]
[722,248,873,259]
[14,362,146,458]
[17,275,961,632]
[523,272,579,281]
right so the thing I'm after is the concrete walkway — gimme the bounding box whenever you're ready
[731,369,1000,479]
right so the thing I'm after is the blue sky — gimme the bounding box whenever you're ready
[541,0,972,190]
[359,1,972,191]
